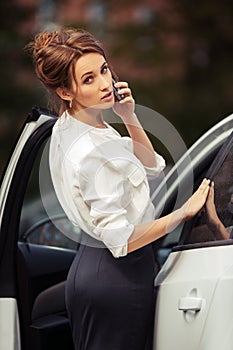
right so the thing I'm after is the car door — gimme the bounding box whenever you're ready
[153,115,233,350]
[0,107,78,350]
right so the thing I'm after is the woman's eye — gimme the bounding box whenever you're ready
[84,76,93,84]
[101,65,108,74]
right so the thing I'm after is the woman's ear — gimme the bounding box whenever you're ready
[56,87,73,102]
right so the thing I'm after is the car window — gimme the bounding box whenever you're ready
[19,137,80,250]
[181,136,233,245]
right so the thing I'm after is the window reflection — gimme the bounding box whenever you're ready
[185,145,233,244]
[205,182,232,239]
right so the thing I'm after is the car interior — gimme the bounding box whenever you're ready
[16,119,77,349]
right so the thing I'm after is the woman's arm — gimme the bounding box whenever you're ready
[124,115,157,168]
[128,178,211,253]
[113,81,157,168]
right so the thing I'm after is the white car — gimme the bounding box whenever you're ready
[0,106,232,350]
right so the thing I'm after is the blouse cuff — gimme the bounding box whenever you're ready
[144,152,166,179]
[93,223,135,258]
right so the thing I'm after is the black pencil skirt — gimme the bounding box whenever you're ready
[65,241,158,350]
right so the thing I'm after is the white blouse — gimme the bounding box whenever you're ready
[49,111,166,257]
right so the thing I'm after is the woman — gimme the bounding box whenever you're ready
[28,28,210,350]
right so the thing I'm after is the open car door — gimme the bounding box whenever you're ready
[153,115,233,350]
[0,107,77,350]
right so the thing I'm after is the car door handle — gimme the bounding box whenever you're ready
[178,297,203,312]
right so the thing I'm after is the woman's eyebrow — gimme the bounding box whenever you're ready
[81,61,107,79]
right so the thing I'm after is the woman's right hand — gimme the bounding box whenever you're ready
[112,81,135,122]
[181,178,211,220]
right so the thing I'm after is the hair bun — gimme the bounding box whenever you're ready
[30,31,57,61]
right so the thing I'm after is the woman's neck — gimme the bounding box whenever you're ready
[70,107,106,128]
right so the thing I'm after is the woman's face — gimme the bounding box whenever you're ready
[72,52,114,111]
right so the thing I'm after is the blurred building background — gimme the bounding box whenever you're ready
[0,0,232,176]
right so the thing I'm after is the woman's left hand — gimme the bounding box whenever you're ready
[181,178,211,220]
[112,81,135,122]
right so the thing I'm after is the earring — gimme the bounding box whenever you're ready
[69,100,73,109]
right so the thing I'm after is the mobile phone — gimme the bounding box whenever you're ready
[112,79,125,101]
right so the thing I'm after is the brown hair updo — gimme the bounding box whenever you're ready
[27,28,116,114]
